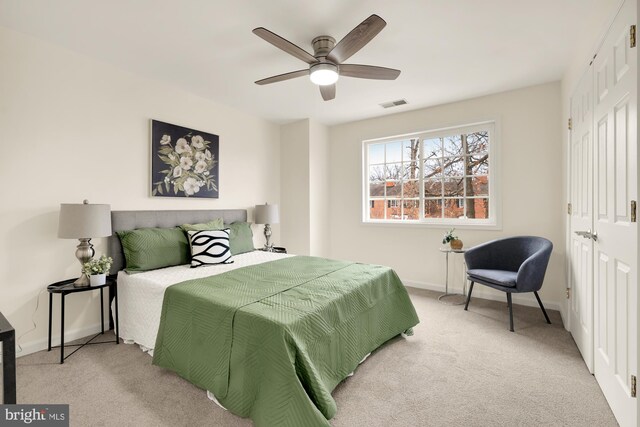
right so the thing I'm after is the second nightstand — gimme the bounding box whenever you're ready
[47,278,119,364]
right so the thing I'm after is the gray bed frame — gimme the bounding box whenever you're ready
[108,209,248,273]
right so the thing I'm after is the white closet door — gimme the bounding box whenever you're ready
[592,0,638,425]
[569,66,595,372]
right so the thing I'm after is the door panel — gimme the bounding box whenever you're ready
[597,118,608,220]
[596,251,609,360]
[592,1,637,425]
[614,98,630,221]
[569,66,594,371]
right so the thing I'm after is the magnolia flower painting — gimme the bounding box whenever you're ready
[151,120,219,198]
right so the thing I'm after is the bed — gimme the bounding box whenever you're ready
[109,209,419,427]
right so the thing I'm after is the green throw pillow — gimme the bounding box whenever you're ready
[117,227,189,273]
[179,217,224,232]
[226,222,254,255]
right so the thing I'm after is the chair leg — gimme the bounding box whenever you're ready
[464,281,474,311]
[506,293,514,332]
[534,291,551,324]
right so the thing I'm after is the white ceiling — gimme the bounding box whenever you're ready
[0,0,607,125]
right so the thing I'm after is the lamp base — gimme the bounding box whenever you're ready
[74,273,91,287]
[74,238,94,287]
[263,224,273,252]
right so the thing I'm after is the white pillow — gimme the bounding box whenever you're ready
[188,229,234,267]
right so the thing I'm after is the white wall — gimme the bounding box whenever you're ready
[280,120,311,255]
[0,26,281,356]
[328,82,565,311]
[280,119,330,257]
[309,120,330,257]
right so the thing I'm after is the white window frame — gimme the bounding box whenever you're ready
[361,120,501,229]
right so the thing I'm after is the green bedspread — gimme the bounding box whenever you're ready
[152,256,419,426]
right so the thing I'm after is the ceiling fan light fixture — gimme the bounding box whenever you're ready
[253,15,398,100]
[309,63,339,86]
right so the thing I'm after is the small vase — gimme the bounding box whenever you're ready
[450,239,463,250]
[90,273,106,286]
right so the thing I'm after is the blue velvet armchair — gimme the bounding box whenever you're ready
[463,236,553,332]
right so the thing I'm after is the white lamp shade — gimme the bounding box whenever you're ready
[254,204,279,225]
[58,203,112,239]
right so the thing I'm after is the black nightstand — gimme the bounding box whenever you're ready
[0,311,16,403]
[47,277,119,364]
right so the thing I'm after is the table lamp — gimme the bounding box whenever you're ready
[58,200,112,287]
[254,203,279,252]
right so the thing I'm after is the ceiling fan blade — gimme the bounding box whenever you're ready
[253,27,318,65]
[339,64,401,80]
[255,70,309,85]
[327,15,386,64]
[320,84,336,101]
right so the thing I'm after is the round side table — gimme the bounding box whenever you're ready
[438,247,468,305]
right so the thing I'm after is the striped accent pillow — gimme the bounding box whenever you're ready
[188,229,234,267]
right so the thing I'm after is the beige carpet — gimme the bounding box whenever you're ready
[8,288,616,426]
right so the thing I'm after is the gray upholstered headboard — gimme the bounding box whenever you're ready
[108,209,248,273]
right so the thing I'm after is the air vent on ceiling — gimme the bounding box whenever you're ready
[379,99,408,109]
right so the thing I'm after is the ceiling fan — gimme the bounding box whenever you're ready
[252,14,401,101]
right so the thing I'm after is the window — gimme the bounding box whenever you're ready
[363,122,496,226]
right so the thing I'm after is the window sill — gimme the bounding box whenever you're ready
[360,220,502,231]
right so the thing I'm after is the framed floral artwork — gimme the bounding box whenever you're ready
[151,120,219,198]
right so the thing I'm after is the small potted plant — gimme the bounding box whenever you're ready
[83,255,113,286]
[442,228,463,250]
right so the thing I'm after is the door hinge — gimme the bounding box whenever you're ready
[568,118,573,130]
[566,288,570,299]
[631,25,636,48]
[631,375,637,398]
[631,200,637,223]
[567,203,572,215]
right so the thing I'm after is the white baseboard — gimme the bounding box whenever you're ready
[2,322,105,359]
[403,279,565,327]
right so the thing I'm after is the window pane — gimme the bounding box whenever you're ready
[466,198,489,219]
[443,135,462,156]
[385,163,402,180]
[424,199,442,218]
[369,143,385,164]
[402,140,420,163]
[402,161,419,180]
[385,141,402,163]
[443,177,464,197]
[424,159,442,178]
[385,181,402,197]
[444,198,465,218]
[467,176,488,197]
[443,157,464,176]
[369,199,384,219]
[369,165,385,182]
[469,154,489,175]
[386,199,402,220]
[403,200,420,220]
[404,180,420,198]
[424,179,442,197]
[466,131,489,154]
[424,138,441,158]
[369,182,385,198]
